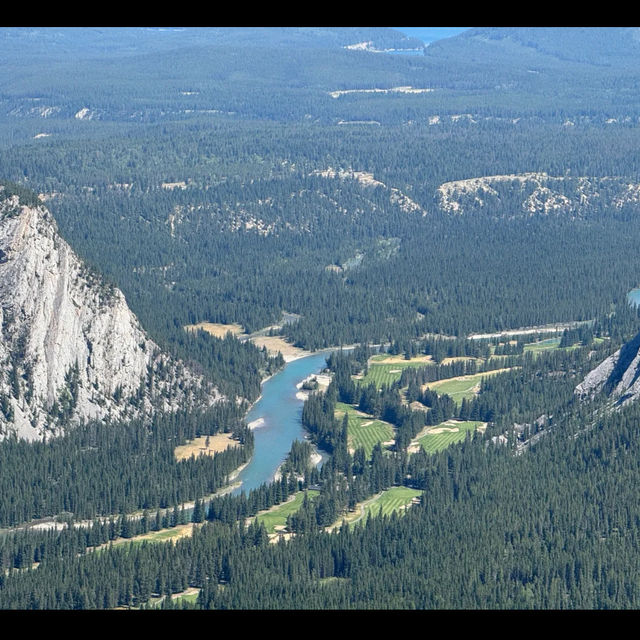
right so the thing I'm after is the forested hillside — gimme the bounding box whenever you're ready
[4,121,640,351]
[3,26,640,610]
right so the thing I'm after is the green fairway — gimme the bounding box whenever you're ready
[365,486,423,518]
[343,487,423,528]
[524,336,600,354]
[91,523,195,556]
[335,402,395,457]
[357,354,434,388]
[426,368,513,405]
[524,337,561,352]
[254,490,320,534]
[415,420,485,453]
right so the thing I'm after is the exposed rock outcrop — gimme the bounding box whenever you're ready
[575,331,640,406]
[0,188,219,440]
[437,173,640,218]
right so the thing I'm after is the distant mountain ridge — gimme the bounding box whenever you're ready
[425,26,640,68]
[0,27,425,61]
[5,26,640,129]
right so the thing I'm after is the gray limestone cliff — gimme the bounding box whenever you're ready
[0,188,219,440]
[575,331,640,407]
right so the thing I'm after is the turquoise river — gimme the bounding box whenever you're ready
[231,349,336,495]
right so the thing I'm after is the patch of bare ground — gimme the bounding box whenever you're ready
[249,335,311,362]
[174,433,240,462]
[183,321,244,338]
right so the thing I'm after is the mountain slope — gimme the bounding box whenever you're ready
[0,184,219,440]
[425,27,640,69]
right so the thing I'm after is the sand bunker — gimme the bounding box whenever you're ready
[428,427,460,434]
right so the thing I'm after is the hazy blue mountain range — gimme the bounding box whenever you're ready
[424,26,640,68]
[3,26,640,134]
[0,26,425,62]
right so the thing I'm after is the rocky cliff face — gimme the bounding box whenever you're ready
[0,188,219,440]
[575,331,640,406]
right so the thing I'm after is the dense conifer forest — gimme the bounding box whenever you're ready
[3,27,640,609]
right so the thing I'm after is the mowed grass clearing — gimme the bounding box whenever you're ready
[253,490,320,534]
[357,354,434,388]
[523,337,561,352]
[329,487,423,530]
[93,523,197,555]
[413,420,486,454]
[363,487,423,519]
[524,336,601,354]
[424,367,514,405]
[335,402,395,457]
